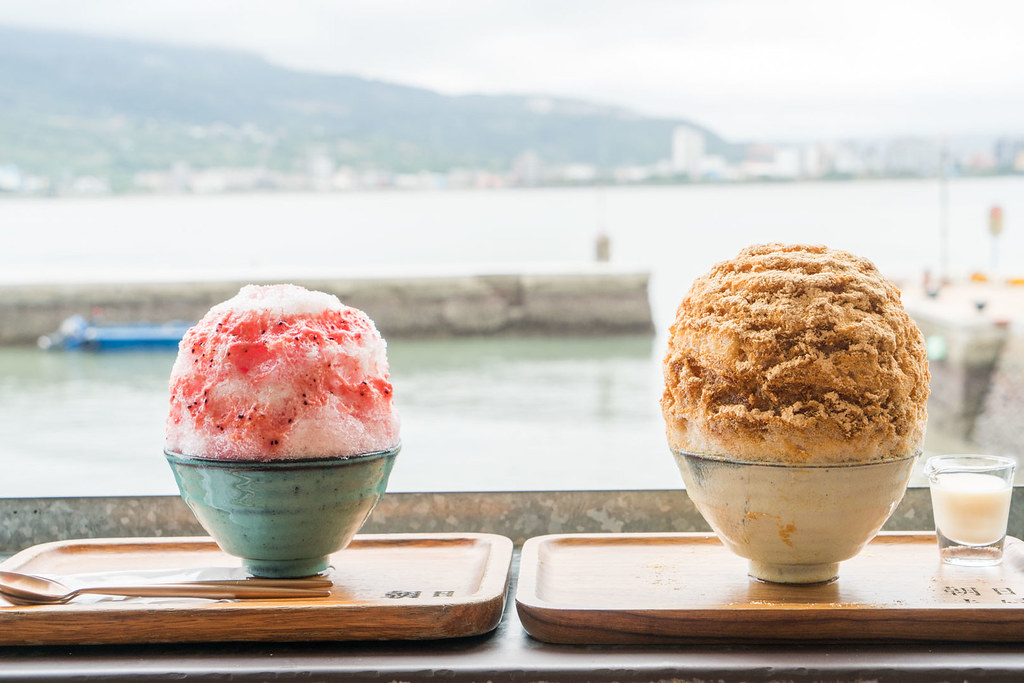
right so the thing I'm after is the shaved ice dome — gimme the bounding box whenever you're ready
[166,284,400,460]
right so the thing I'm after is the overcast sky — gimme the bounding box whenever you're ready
[1,0,1022,142]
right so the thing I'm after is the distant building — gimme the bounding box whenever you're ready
[394,171,443,191]
[0,164,23,192]
[739,159,777,180]
[68,175,111,195]
[170,162,192,192]
[331,167,357,191]
[19,174,50,194]
[511,150,543,186]
[307,152,336,192]
[613,164,654,183]
[671,125,705,179]
[961,151,996,172]
[828,143,868,176]
[994,137,1024,171]
[189,169,227,194]
[550,163,598,183]
[133,170,173,193]
[857,143,887,176]
[772,147,801,179]
[696,155,730,180]
[445,168,477,189]
[737,145,799,180]
[885,138,940,176]
[800,144,825,178]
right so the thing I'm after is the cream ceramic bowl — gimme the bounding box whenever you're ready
[673,450,918,584]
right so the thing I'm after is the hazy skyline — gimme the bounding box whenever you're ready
[1,0,1023,142]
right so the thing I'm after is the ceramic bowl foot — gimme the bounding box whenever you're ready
[244,556,330,579]
[748,560,839,584]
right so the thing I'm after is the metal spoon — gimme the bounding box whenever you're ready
[0,570,332,605]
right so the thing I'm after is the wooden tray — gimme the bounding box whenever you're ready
[516,532,1024,644]
[0,533,513,646]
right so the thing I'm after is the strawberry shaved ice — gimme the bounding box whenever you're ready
[166,284,400,460]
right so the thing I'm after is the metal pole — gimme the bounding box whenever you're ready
[989,205,1003,280]
[939,145,949,286]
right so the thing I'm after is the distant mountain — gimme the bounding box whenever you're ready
[0,26,735,187]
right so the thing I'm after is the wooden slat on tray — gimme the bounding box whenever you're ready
[516,532,1024,644]
[0,533,512,646]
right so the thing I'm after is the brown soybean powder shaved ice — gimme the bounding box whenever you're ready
[661,243,930,464]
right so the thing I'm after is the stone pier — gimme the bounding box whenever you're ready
[0,268,655,345]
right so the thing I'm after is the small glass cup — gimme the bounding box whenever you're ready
[925,454,1016,566]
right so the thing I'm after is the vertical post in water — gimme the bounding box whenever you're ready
[989,205,1003,279]
[594,119,611,263]
[594,183,610,262]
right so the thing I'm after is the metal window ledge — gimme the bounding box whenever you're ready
[3,488,1024,681]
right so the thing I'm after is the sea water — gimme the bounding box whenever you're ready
[4,177,1024,331]
[2,178,1023,495]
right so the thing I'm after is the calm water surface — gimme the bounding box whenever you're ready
[4,177,1024,331]
[0,336,675,496]
[1,178,1020,495]
[0,332,972,497]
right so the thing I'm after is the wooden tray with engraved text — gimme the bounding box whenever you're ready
[0,533,512,646]
[516,532,1024,644]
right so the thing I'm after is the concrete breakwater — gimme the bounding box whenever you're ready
[0,268,655,346]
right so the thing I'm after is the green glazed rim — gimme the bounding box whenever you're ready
[164,443,401,471]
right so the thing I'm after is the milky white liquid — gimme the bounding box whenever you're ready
[930,472,1012,545]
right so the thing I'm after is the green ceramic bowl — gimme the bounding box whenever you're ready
[164,445,399,578]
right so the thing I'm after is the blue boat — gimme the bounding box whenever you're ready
[38,314,194,351]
